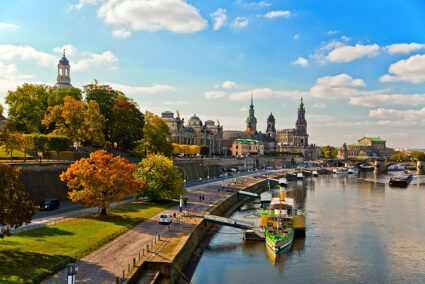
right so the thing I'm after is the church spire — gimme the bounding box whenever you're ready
[250,90,253,107]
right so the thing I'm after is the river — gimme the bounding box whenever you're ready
[190,172,425,283]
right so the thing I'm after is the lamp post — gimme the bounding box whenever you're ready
[199,164,209,180]
[67,263,78,284]
[174,166,187,185]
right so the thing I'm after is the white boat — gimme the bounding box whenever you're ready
[359,164,374,171]
[335,168,349,174]
[332,169,337,173]
[347,167,358,174]
[297,172,304,180]
[312,170,319,177]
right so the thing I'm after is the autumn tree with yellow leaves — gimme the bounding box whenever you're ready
[60,150,145,215]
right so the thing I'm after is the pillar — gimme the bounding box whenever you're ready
[374,160,386,173]
[417,160,425,175]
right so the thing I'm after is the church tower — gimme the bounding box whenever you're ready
[54,49,72,90]
[266,112,276,139]
[246,91,257,132]
[295,97,308,146]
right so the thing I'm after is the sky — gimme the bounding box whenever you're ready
[1,0,425,148]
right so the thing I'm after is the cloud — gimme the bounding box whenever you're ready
[307,114,334,122]
[210,8,227,31]
[229,88,300,101]
[231,17,248,30]
[326,43,380,63]
[385,43,425,54]
[315,74,365,87]
[349,93,425,107]
[380,54,425,83]
[72,51,118,71]
[291,57,308,66]
[205,91,226,99]
[97,0,207,35]
[312,103,326,109]
[53,45,78,56]
[112,28,131,39]
[294,33,299,39]
[369,107,425,121]
[107,82,175,95]
[239,107,248,112]
[222,81,240,89]
[264,11,291,19]
[0,22,19,29]
[164,100,190,105]
[0,45,57,67]
[234,0,271,8]
[327,30,338,35]
[68,0,104,10]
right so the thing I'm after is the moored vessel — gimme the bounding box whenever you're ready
[389,174,412,187]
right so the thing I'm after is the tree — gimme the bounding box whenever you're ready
[410,150,425,161]
[0,104,3,116]
[134,154,186,201]
[5,84,50,133]
[0,132,24,160]
[135,111,173,157]
[43,96,105,145]
[0,163,37,238]
[60,150,145,215]
[391,151,406,161]
[321,145,338,159]
[48,136,71,160]
[172,143,182,155]
[110,97,144,150]
[33,134,49,161]
[20,135,35,162]
[200,144,209,156]
[48,87,82,106]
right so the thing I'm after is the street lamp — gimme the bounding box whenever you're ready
[67,263,78,284]
[174,166,187,184]
[199,164,210,180]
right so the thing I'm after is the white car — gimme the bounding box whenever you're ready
[159,213,172,224]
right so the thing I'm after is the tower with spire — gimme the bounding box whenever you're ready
[246,91,257,132]
[295,97,308,146]
[54,49,72,90]
[266,112,276,139]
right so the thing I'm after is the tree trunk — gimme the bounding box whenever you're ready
[101,208,107,215]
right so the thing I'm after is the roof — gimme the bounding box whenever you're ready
[0,114,6,120]
[348,143,364,147]
[234,138,263,145]
[270,197,294,207]
[361,137,385,142]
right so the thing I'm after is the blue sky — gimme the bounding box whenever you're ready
[1,0,425,148]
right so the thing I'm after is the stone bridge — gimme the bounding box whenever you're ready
[327,159,425,174]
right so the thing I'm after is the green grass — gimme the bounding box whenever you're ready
[0,149,32,159]
[0,200,176,283]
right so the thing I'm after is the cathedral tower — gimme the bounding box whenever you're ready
[54,49,72,90]
[246,91,257,132]
[266,112,276,138]
[295,97,308,146]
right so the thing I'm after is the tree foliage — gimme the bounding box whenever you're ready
[5,84,50,133]
[0,163,37,238]
[135,111,172,157]
[43,96,105,145]
[391,151,406,161]
[48,87,82,106]
[134,154,186,201]
[410,150,425,161]
[200,144,209,156]
[0,104,3,116]
[0,132,24,160]
[172,144,200,156]
[110,97,144,150]
[48,136,71,160]
[321,145,338,159]
[33,134,49,161]
[20,134,35,161]
[60,150,145,215]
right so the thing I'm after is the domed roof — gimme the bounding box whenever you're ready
[188,114,202,127]
[59,54,69,65]
[267,112,275,121]
[246,115,257,123]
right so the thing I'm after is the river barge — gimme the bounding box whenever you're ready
[389,174,412,187]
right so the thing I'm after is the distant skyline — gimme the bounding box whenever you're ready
[1,0,425,148]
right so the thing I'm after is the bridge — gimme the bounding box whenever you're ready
[203,214,258,229]
[327,159,425,174]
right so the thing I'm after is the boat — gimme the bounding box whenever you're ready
[260,179,306,253]
[347,167,358,174]
[312,170,319,177]
[388,164,406,172]
[389,174,412,187]
[335,168,349,174]
[359,164,374,171]
[297,172,304,180]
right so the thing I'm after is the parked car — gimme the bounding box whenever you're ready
[159,213,172,224]
[39,199,60,211]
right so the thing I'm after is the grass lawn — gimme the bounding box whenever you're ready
[0,200,176,283]
[0,149,32,159]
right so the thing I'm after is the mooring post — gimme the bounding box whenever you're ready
[143,248,145,256]
[122,270,125,279]
[133,258,136,267]
[158,233,161,241]
[138,252,141,261]
[146,244,149,252]
[116,276,120,284]
[128,263,130,273]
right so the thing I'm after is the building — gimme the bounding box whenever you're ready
[339,137,394,159]
[54,50,72,90]
[246,92,257,132]
[161,111,224,155]
[0,114,6,128]
[276,98,308,147]
[232,139,264,157]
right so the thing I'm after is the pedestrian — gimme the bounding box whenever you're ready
[202,196,205,201]
[199,195,202,202]
[184,199,187,208]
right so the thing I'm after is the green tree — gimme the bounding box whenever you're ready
[48,136,71,160]
[0,163,37,238]
[0,104,3,116]
[321,145,338,159]
[48,87,82,106]
[33,134,49,161]
[0,132,24,160]
[20,134,35,162]
[110,97,144,150]
[200,144,209,156]
[135,111,172,157]
[410,150,425,161]
[391,151,406,161]
[134,154,186,201]
[5,84,50,133]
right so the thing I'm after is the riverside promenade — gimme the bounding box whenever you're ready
[43,174,274,283]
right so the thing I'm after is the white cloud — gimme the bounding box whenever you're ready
[112,28,131,39]
[327,30,338,35]
[326,43,380,63]
[97,0,207,35]
[386,43,425,54]
[350,94,425,107]
[68,0,104,10]
[294,33,299,39]
[312,103,326,109]
[369,107,425,121]
[341,35,351,42]
[72,51,118,71]
[222,81,240,89]
[307,114,334,122]
[164,100,190,105]
[53,45,78,56]
[107,82,175,95]
[205,91,226,99]
[231,17,248,30]
[0,22,19,29]
[0,45,57,67]
[291,57,308,66]
[234,0,271,8]
[239,107,248,112]
[315,74,365,87]
[265,11,291,19]
[380,54,425,83]
[229,88,300,101]
[210,8,227,31]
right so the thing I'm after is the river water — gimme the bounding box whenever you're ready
[190,172,425,283]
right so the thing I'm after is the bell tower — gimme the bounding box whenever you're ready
[54,49,72,90]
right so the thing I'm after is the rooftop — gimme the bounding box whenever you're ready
[362,137,386,142]
[234,138,263,145]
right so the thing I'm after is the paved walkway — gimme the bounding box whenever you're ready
[43,177,262,283]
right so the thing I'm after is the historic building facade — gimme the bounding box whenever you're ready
[232,138,264,157]
[161,111,224,155]
[276,98,308,147]
[338,137,394,159]
[54,50,72,90]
